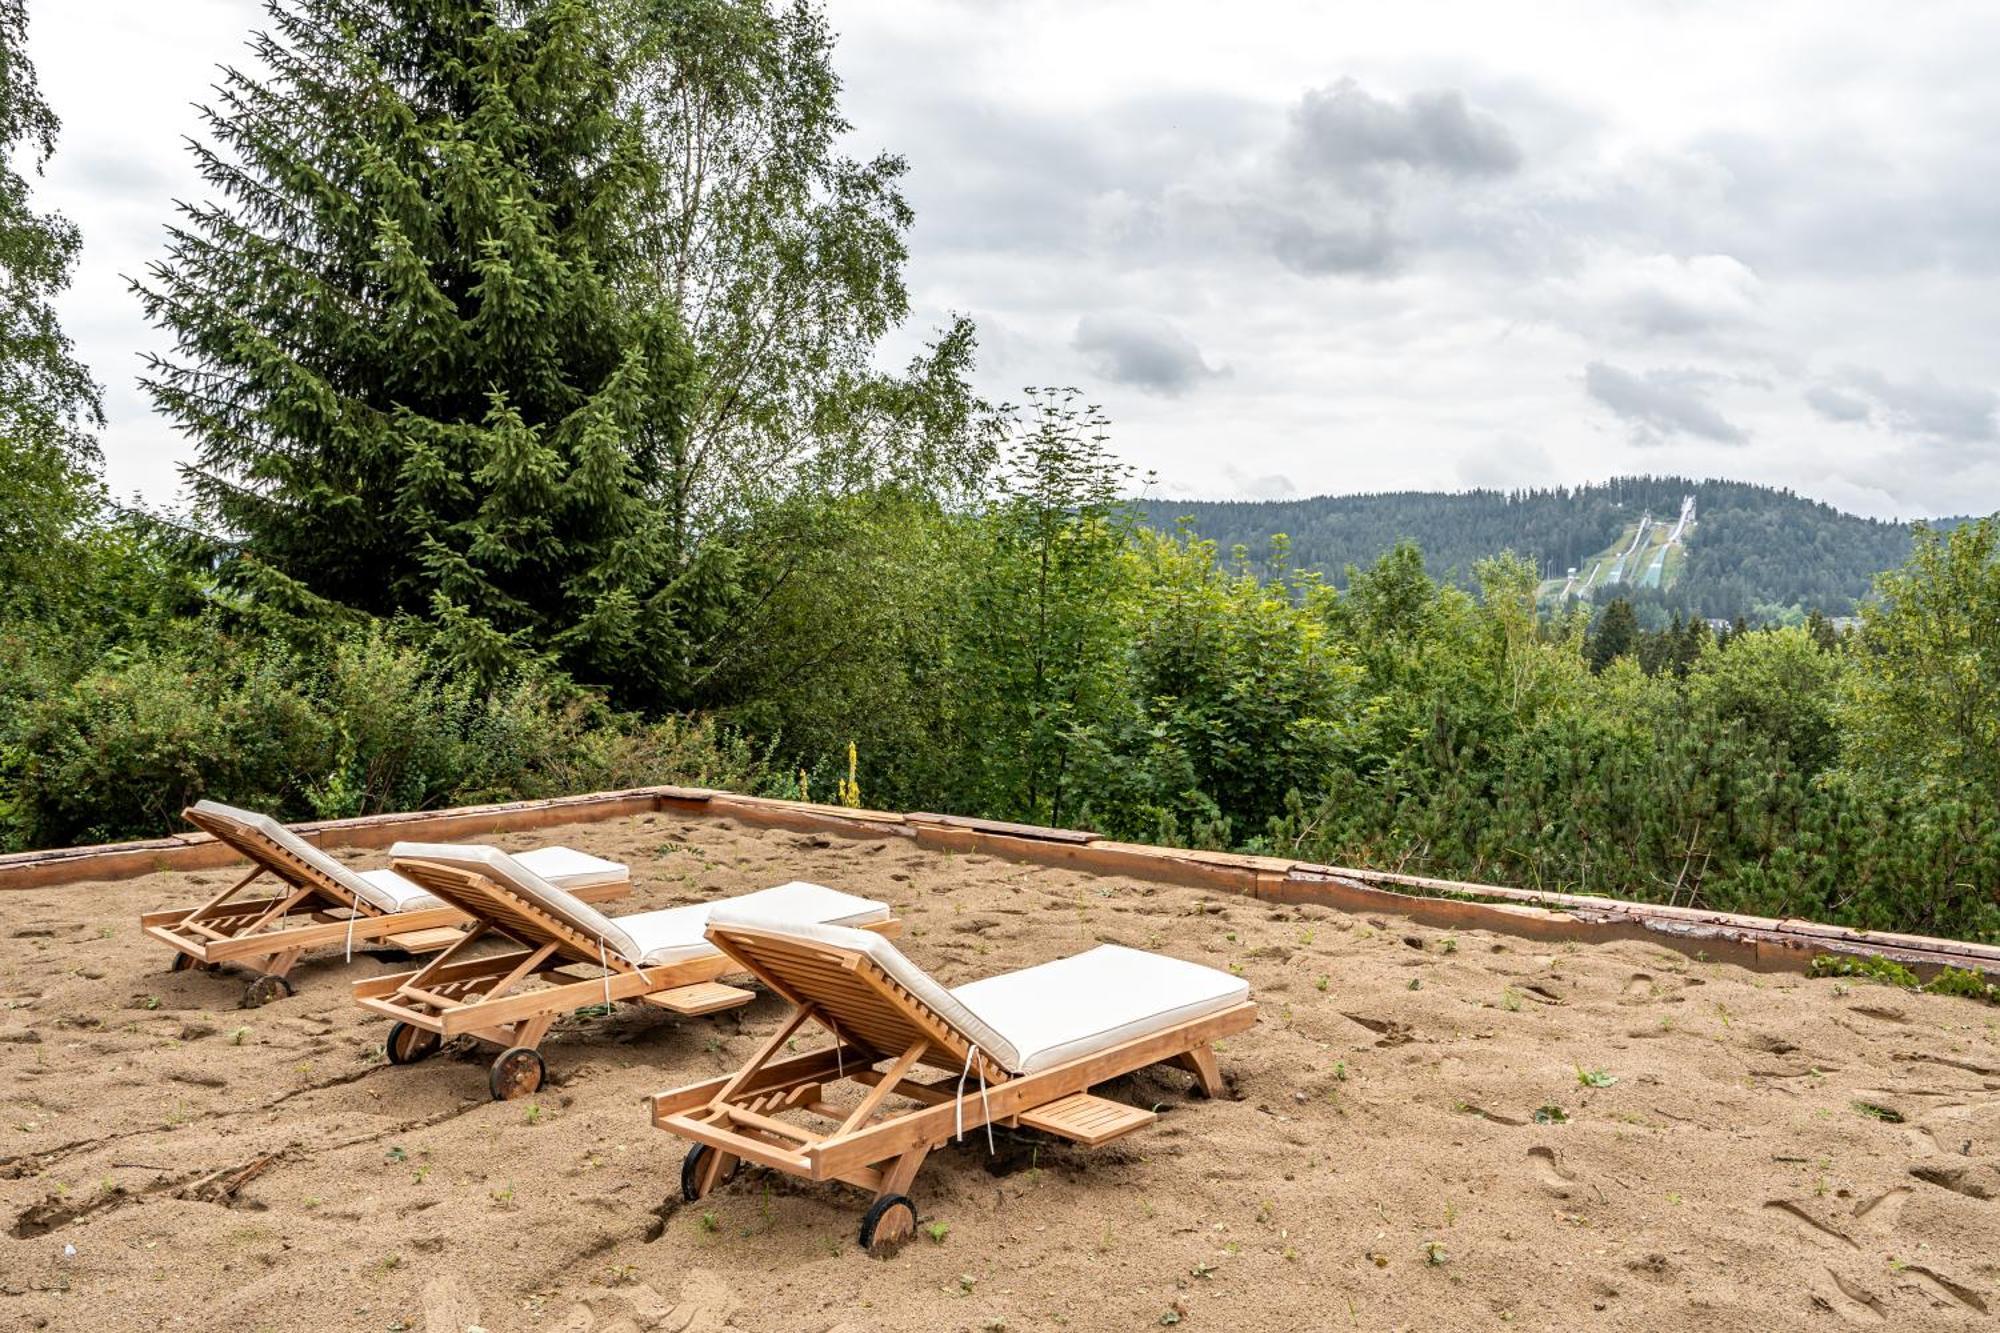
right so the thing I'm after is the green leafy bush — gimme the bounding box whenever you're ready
[0,626,770,851]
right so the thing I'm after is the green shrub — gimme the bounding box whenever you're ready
[1806,953,1921,989]
[1922,966,1999,1004]
[1,625,771,851]
[7,645,332,847]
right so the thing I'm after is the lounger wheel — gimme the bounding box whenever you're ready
[858,1194,918,1252]
[385,1020,443,1066]
[488,1046,546,1100]
[679,1143,740,1202]
[241,973,294,1008]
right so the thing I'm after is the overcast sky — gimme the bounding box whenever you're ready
[26,0,2000,519]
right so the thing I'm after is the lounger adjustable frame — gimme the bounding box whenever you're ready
[648,919,1257,1251]
[141,806,630,1007]
[353,859,902,1099]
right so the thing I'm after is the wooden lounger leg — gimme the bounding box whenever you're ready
[240,949,306,1007]
[1175,1044,1224,1097]
[263,948,304,981]
[511,1014,557,1052]
[877,1143,930,1200]
[688,1144,739,1200]
[859,1144,931,1251]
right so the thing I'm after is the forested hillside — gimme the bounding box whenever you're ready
[2,2,1998,943]
[1137,477,1939,620]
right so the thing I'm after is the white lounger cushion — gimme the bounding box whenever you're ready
[351,868,446,912]
[703,907,1247,1075]
[389,842,646,954]
[191,802,628,915]
[613,882,891,967]
[388,843,886,968]
[511,845,629,890]
[354,846,627,912]
[193,800,420,912]
[950,945,1249,1074]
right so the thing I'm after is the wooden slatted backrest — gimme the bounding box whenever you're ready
[392,858,633,972]
[183,803,365,913]
[706,922,1006,1082]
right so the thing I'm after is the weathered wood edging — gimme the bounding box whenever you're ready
[1,787,1992,979]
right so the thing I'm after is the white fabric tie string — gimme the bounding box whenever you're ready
[598,935,612,1009]
[955,1045,995,1154]
[344,893,360,963]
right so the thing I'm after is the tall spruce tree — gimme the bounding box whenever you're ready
[1588,598,1638,672]
[136,0,697,701]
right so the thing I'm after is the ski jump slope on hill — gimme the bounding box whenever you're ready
[1545,494,1696,603]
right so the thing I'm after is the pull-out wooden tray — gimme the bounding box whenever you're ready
[1017,1093,1158,1145]
[642,981,757,1015]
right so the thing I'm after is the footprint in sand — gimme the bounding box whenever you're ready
[419,1275,480,1333]
[546,1269,739,1333]
[1619,973,1656,1003]
[1459,1102,1527,1127]
[1762,1199,1858,1249]
[1527,1144,1576,1197]
[1850,1185,1911,1227]
[1814,1267,1887,1324]
[1341,1012,1414,1046]
[1901,1265,1990,1315]
[1909,1164,1996,1201]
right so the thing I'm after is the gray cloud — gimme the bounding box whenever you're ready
[1073,313,1225,397]
[1290,79,1522,181]
[1842,368,1996,442]
[1584,362,1748,444]
[1256,80,1522,276]
[885,91,1270,258]
[1265,208,1399,276]
[875,71,1529,282]
[1222,466,1299,499]
[1805,383,1872,424]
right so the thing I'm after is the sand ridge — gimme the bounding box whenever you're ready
[1,812,1996,1330]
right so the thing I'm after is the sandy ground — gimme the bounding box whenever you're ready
[1,812,1997,1332]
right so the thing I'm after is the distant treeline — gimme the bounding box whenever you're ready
[1136,476,1957,620]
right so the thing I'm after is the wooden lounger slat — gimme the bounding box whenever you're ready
[724,1104,825,1144]
[658,1113,814,1174]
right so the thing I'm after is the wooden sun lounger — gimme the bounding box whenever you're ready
[352,843,899,1100]
[648,909,1257,1251]
[141,802,631,1007]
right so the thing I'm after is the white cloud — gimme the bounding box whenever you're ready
[1557,252,1765,340]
